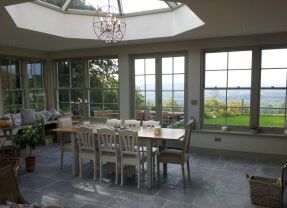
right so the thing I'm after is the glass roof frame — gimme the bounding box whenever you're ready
[35,0,183,17]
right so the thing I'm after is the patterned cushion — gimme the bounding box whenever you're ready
[35,111,45,121]
[49,108,61,121]
[11,113,22,126]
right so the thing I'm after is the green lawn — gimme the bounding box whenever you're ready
[205,115,285,127]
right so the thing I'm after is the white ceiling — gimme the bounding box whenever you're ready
[1,0,287,51]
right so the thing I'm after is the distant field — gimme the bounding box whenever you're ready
[205,115,285,127]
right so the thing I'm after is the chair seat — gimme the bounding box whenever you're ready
[158,149,183,164]
[101,152,118,162]
[122,153,146,165]
[80,149,96,160]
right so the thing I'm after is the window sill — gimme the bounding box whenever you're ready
[193,129,287,138]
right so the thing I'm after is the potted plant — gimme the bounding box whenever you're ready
[17,120,44,172]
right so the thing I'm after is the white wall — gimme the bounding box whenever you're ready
[2,32,287,155]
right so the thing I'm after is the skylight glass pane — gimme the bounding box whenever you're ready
[40,0,65,7]
[69,0,118,11]
[121,0,169,14]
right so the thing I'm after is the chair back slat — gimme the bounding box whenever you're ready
[76,126,95,151]
[142,120,160,128]
[119,129,139,155]
[97,128,117,153]
[182,119,194,156]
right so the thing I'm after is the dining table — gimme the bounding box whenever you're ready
[51,125,185,189]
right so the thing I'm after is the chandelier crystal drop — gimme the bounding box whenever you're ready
[93,0,126,44]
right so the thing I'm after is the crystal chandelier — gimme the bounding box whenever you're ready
[93,0,126,44]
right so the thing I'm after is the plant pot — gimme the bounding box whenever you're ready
[26,156,36,172]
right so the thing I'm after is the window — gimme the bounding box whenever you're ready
[40,0,65,7]
[135,58,156,120]
[27,61,46,111]
[56,60,84,113]
[89,58,119,119]
[161,56,185,127]
[0,59,23,113]
[260,48,287,128]
[203,50,252,127]
[133,54,186,128]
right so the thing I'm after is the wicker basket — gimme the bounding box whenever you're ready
[247,174,282,208]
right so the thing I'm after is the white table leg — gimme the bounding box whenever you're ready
[71,133,79,176]
[146,139,152,189]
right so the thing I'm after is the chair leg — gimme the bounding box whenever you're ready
[79,156,82,178]
[100,159,102,182]
[115,161,118,185]
[93,159,96,181]
[187,160,191,185]
[138,164,140,189]
[152,155,156,186]
[61,149,63,170]
[157,160,160,188]
[181,164,186,189]
[121,161,124,186]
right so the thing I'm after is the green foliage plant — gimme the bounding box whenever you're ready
[17,120,44,157]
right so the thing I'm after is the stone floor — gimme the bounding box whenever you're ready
[16,144,283,208]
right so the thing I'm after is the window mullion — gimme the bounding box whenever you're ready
[250,48,261,128]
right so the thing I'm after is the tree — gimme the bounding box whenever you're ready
[204,98,225,118]
[162,99,179,112]
[163,99,179,108]
[135,87,144,109]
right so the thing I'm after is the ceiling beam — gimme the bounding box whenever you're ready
[0,0,34,6]
[62,0,71,11]
[117,0,123,16]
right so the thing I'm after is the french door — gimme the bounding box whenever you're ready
[133,54,186,128]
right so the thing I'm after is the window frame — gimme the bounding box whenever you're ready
[258,47,287,133]
[201,45,287,134]
[130,51,188,128]
[201,48,254,132]
[88,57,120,119]
[0,58,24,113]
[56,60,85,114]
[55,56,120,118]
[26,60,46,111]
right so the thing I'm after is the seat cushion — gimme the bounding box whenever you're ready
[158,149,183,164]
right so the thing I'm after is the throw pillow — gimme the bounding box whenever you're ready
[49,107,61,121]
[42,110,53,122]
[20,109,36,125]
[11,113,22,126]
[35,111,44,121]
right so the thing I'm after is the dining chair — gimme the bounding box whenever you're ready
[106,119,122,128]
[119,129,146,188]
[124,120,141,129]
[142,120,160,128]
[58,117,73,169]
[142,120,160,173]
[97,128,119,184]
[76,126,98,180]
[157,119,194,188]
[124,120,147,171]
